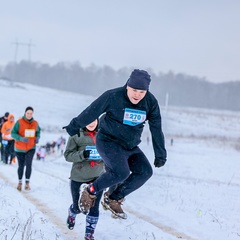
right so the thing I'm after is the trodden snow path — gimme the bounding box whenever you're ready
[0,136,239,240]
[0,153,195,240]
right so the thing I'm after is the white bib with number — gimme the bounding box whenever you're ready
[25,129,35,138]
[123,108,146,126]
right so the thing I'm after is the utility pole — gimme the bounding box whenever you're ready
[164,92,169,135]
[26,39,35,61]
[12,39,19,62]
[11,39,35,83]
[11,39,35,62]
[165,92,169,112]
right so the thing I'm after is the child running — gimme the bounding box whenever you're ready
[64,119,104,240]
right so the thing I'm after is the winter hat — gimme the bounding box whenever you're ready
[8,113,15,121]
[127,69,151,90]
[25,106,34,112]
[4,112,9,117]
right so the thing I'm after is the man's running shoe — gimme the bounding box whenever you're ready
[101,192,127,219]
[79,186,96,215]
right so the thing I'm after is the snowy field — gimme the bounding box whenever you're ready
[0,80,239,240]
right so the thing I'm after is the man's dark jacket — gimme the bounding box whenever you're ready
[65,85,167,160]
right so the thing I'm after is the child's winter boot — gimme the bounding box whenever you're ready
[66,206,76,230]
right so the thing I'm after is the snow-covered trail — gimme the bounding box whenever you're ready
[0,137,239,240]
[0,151,197,240]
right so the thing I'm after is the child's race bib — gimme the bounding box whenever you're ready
[86,146,101,160]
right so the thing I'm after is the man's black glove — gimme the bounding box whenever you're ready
[83,150,91,159]
[62,125,79,137]
[154,157,166,168]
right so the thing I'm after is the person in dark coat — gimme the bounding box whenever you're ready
[63,69,167,219]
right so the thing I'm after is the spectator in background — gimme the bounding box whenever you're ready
[39,146,46,161]
[1,113,16,164]
[11,106,41,191]
[60,139,66,155]
[0,112,9,161]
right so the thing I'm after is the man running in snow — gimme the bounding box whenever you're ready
[63,69,167,219]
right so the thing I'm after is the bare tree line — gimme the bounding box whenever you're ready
[1,61,240,111]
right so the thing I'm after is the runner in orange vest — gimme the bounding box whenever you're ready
[11,106,41,191]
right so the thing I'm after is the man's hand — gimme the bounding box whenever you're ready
[62,125,79,137]
[154,157,166,168]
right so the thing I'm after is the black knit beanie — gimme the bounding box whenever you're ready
[25,106,34,112]
[127,69,151,90]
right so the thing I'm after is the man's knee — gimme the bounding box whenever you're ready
[114,169,130,182]
[143,164,153,180]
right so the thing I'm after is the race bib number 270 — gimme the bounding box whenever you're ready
[123,108,146,126]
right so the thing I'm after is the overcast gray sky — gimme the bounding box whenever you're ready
[1,0,240,83]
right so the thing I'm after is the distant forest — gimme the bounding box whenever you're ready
[1,61,240,111]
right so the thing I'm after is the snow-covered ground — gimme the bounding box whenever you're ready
[0,80,239,240]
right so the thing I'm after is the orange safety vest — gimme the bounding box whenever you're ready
[14,118,39,151]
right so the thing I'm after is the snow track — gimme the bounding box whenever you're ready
[0,168,79,240]
[125,207,198,240]
[0,157,199,240]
